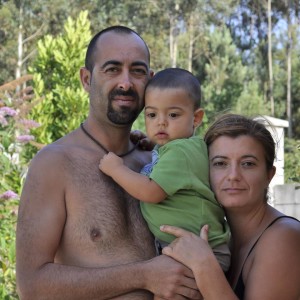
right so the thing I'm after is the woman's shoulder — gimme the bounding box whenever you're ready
[255,214,300,259]
[243,214,300,299]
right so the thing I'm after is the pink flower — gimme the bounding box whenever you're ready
[0,114,8,126]
[18,119,41,129]
[0,190,19,200]
[0,106,17,116]
[16,134,35,143]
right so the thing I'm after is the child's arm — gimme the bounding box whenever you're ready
[99,152,167,203]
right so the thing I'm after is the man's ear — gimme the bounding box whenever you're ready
[80,67,91,92]
[193,108,204,129]
[149,69,155,78]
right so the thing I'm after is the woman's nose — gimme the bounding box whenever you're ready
[227,165,241,181]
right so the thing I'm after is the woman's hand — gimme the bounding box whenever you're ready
[160,225,212,270]
[161,225,236,299]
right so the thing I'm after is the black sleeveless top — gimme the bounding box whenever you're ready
[234,215,299,299]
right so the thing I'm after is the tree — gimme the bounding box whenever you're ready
[199,27,246,119]
[267,0,274,115]
[29,11,91,145]
[0,0,90,85]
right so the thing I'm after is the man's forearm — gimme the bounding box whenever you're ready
[17,260,150,300]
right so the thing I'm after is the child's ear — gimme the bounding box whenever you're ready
[193,108,204,129]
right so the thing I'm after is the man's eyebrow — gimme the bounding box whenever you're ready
[100,60,148,71]
[101,60,122,69]
[132,61,149,71]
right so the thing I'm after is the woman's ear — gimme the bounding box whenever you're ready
[268,166,276,183]
[80,67,92,92]
[193,108,205,129]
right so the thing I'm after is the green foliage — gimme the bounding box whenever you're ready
[0,0,19,84]
[0,76,41,194]
[284,138,300,183]
[132,110,146,133]
[199,27,246,119]
[235,80,269,116]
[0,198,18,300]
[30,11,91,144]
[0,74,41,300]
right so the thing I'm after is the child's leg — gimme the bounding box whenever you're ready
[212,243,231,272]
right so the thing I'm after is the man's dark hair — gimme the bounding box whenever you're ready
[85,26,150,73]
[145,68,201,109]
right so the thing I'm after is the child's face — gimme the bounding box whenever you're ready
[144,87,202,146]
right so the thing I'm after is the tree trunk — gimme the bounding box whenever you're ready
[188,13,194,72]
[267,0,274,116]
[16,4,23,82]
[169,14,178,68]
[286,0,292,138]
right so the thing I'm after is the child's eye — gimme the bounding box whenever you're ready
[169,113,179,118]
[146,112,156,118]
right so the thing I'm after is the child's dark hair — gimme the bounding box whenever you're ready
[145,68,201,109]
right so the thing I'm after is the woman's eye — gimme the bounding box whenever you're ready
[242,161,256,167]
[212,161,226,167]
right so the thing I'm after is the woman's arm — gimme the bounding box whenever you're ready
[161,225,238,300]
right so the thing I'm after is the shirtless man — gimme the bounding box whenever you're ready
[16,26,200,300]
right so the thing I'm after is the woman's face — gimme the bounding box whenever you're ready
[208,135,275,210]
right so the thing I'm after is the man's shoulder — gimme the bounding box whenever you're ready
[30,131,82,167]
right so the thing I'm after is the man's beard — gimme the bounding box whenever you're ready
[107,89,142,125]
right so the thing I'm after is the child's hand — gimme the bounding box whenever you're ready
[99,152,124,176]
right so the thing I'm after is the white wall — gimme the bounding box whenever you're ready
[255,116,289,203]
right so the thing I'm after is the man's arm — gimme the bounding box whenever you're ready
[99,152,166,203]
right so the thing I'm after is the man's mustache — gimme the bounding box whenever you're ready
[109,89,138,99]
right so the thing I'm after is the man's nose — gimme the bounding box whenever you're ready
[117,71,133,91]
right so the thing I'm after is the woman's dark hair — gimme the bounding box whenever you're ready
[204,113,276,171]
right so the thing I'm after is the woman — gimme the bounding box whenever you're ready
[160,113,300,300]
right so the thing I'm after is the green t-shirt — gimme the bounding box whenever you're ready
[140,136,229,247]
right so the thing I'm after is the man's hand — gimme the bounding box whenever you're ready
[144,255,202,300]
[130,130,155,151]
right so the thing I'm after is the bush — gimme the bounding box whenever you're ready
[0,75,42,299]
[0,195,18,299]
[284,138,300,183]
